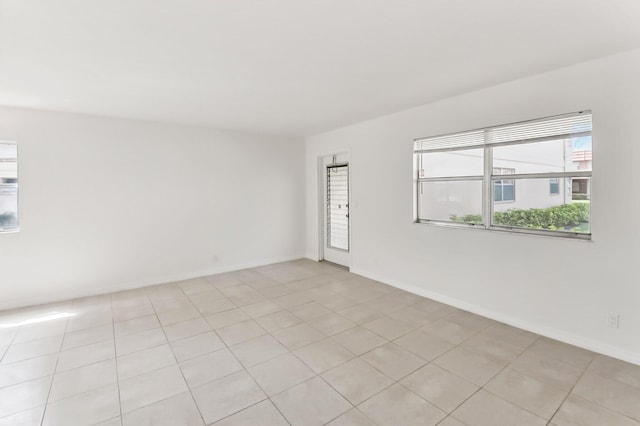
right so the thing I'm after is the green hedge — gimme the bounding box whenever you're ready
[450,203,589,230]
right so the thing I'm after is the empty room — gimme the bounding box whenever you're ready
[1,1,640,425]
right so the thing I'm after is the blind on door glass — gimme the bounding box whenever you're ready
[327,165,348,250]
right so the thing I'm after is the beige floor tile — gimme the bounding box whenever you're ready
[394,330,453,360]
[485,367,568,419]
[180,348,243,388]
[446,310,497,331]
[272,322,325,350]
[230,334,288,367]
[479,323,539,350]
[94,416,122,426]
[14,321,67,344]
[433,346,506,386]
[157,306,201,326]
[0,376,51,418]
[0,354,57,388]
[421,319,476,345]
[363,316,417,340]
[178,278,216,296]
[526,338,594,370]
[294,338,354,373]
[248,352,315,395]
[66,311,113,333]
[192,296,236,316]
[192,371,266,424]
[358,383,447,426]
[452,389,546,426]
[42,384,120,426]
[308,313,357,336]
[573,371,640,420]
[119,365,187,413]
[212,400,288,426]
[122,391,203,426]
[289,302,332,321]
[322,358,394,405]
[49,359,117,402]
[509,350,584,391]
[240,301,282,318]
[551,394,640,426]
[162,317,211,341]
[150,295,192,313]
[0,405,44,426]
[331,326,387,356]
[62,323,114,351]
[230,290,269,307]
[400,364,478,413]
[271,377,352,426]
[114,315,160,338]
[216,320,266,346]
[56,340,115,372]
[112,303,155,323]
[170,331,225,362]
[117,344,176,380]
[388,306,438,326]
[587,355,640,389]
[204,309,250,329]
[254,310,301,333]
[115,328,166,356]
[337,305,384,325]
[460,334,524,363]
[327,408,375,425]
[437,416,467,426]
[1,335,63,364]
[361,342,427,380]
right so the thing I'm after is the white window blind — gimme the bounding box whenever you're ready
[414,111,591,152]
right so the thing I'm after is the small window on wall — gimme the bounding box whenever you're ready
[0,143,18,232]
[413,111,592,239]
[493,168,515,202]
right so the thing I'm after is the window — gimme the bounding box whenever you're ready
[414,112,592,238]
[0,143,18,232]
[493,168,515,202]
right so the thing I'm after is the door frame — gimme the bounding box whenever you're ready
[317,151,351,268]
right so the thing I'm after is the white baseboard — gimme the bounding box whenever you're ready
[350,267,640,366]
[1,254,305,311]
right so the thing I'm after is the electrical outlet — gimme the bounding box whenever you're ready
[607,313,620,329]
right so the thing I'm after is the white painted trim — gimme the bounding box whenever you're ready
[350,266,640,366]
[0,254,305,311]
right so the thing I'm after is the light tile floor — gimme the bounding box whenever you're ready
[0,259,639,425]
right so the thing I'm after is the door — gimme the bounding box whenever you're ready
[321,154,350,267]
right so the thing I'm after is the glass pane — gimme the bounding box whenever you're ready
[418,180,483,224]
[492,177,590,234]
[0,143,18,231]
[419,148,483,178]
[327,165,348,250]
[492,136,592,174]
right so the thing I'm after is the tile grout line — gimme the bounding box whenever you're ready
[38,310,71,426]
[147,284,208,426]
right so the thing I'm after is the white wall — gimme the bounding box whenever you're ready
[0,107,305,310]
[306,49,640,364]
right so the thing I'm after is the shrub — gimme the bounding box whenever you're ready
[449,214,482,224]
[451,203,589,230]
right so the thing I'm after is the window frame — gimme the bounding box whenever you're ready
[0,141,19,234]
[413,111,592,240]
[492,167,516,203]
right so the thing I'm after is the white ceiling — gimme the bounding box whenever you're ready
[1,1,640,136]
